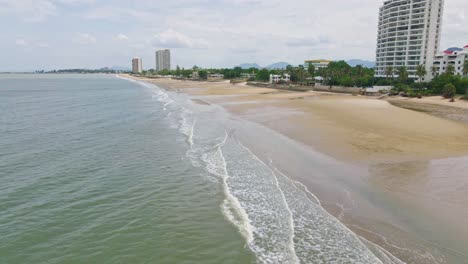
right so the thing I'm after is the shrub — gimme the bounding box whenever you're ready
[464,88,468,100]
[443,83,456,99]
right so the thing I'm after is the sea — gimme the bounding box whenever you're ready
[0,74,420,263]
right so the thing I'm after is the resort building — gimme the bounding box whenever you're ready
[208,73,224,80]
[240,73,257,79]
[155,49,171,71]
[375,0,444,80]
[432,45,468,76]
[304,60,332,69]
[132,57,142,74]
[269,74,291,84]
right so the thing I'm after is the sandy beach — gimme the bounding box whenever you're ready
[125,75,468,163]
[124,75,468,263]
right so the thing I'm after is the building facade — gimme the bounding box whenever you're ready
[432,45,468,77]
[269,74,291,84]
[132,57,142,73]
[155,49,171,71]
[375,0,444,80]
[304,60,332,69]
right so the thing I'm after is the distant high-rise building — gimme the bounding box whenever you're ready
[155,49,171,71]
[132,57,142,73]
[375,0,444,80]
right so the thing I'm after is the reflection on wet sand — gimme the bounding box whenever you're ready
[367,158,468,263]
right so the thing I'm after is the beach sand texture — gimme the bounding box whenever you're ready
[130,76,468,163]
[125,75,468,263]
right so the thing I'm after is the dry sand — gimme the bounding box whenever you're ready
[123,75,468,263]
[128,75,468,163]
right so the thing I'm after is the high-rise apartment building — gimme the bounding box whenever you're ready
[375,0,444,80]
[132,57,142,73]
[155,49,171,71]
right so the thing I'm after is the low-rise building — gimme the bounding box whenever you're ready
[208,73,224,79]
[432,45,468,77]
[304,59,332,69]
[240,73,257,79]
[269,74,291,84]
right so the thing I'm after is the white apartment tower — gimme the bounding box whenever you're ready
[132,57,142,73]
[375,0,444,80]
[155,49,171,71]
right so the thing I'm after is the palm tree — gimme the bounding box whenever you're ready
[385,66,394,80]
[463,61,468,77]
[446,65,455,75]
[397,66,409,83]
[416,64,427,82]
[431,66,438,77]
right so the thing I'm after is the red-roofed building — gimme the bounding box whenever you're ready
[433,45,468,77]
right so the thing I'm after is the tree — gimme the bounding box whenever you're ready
[431,66,438,77]
[442,83,456,99]
[256,69,270,82]
[446,65,455,75]
[397,66,409,83]
[176,65,181,76]
[416,64,427,82]
[385,66,394,80]
[198,70,208,80]
[463,61,468,77]
[307,63,315,76]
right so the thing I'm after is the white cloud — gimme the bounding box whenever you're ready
[0,0,57,22]
[117,34,129,41]
[15,39,28,47]
[152,29,209,49]
[37,42,50,48]
[72,33,97,44]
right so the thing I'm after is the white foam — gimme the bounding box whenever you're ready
[201,133,254,243]
[241,144,299,264]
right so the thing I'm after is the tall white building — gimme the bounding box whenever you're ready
[155,49,171,71]
[375,0,444,80]
[132,57,142,73]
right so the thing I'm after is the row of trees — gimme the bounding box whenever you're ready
[136,61,467,97]
[382,62,468,98]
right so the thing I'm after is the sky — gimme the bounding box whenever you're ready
[0,0,466,71]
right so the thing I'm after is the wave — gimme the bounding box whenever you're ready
[118,75,406,264]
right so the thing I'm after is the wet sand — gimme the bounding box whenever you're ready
[124,75,468,263]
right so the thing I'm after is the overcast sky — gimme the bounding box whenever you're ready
[0,0,466,71]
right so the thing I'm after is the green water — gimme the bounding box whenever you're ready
[0,74,253,263]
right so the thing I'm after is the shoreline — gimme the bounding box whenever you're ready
[122,74,468,163]
[121,74,468,263]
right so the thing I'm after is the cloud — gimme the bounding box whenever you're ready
[287,36,331,47]
[117,34,129,41]
[15,39,28,47]
[152,29,209,49]
[37,42,50,48]
[0,0,57,22]
[72,33,97,44]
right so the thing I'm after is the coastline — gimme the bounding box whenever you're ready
[121,74,468,263]
[122,75,468,163]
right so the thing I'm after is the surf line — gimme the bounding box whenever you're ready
[215,131,255,244]
[239,142,300,264]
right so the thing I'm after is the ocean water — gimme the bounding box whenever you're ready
[0,74,402,263]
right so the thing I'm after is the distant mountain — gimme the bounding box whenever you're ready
[237,63,261,69]
[346,59,375,68]
[265,62,291,70]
